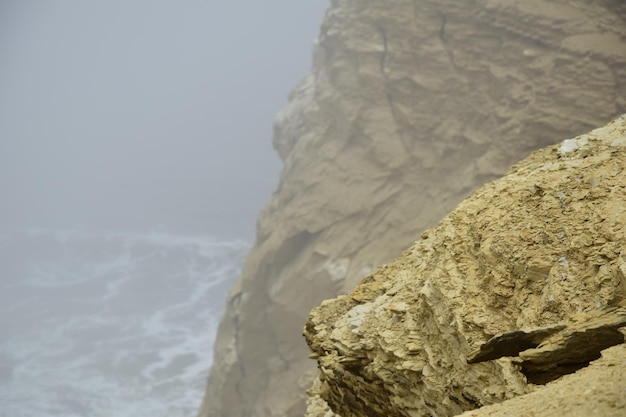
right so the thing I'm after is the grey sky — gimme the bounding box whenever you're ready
[0,1,327,239]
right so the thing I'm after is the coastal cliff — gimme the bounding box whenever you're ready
[304,115,626,416]
[197,1,626,416]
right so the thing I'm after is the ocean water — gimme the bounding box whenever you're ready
[0,230,249,417]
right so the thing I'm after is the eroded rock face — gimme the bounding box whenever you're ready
[459,343,626,417]
[304,116,626,417]
[197,1,626,416]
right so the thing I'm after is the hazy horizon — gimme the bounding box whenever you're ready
[0,1,328,240]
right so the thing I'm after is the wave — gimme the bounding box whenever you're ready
[0,229,249,417]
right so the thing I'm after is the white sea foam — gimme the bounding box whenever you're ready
[0,230,249,417]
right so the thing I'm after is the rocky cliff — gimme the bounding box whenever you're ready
[304,115,626,416]
[197,1,626,416]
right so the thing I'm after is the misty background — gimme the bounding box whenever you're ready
[1,0,327,239]
[0,2,327,416]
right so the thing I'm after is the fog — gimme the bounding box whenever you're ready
[0,0,327,239]
[0,2,327,416]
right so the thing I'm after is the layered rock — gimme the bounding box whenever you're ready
[197,1,626,416]
[304,116,626,416]
[459,343,626,417]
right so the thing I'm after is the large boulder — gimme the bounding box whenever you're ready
[304,115,626,416]
[197,1,626,416]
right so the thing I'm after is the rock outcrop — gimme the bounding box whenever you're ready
[459,343,626,417]
[197,1,626,416]
[304,116,626,417]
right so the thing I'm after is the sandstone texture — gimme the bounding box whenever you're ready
[197,1,626,416]
[304,116,626,417]
[459,343,626,417]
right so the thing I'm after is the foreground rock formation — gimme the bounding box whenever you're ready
[304,116,626,416]
[198,1,626,416]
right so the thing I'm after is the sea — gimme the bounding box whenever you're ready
[0,229,250,417]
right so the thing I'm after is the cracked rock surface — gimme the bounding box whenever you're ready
[459,343,626,417]
[197,1,626,416]
[469,309,626,384]
[304,116,626,417]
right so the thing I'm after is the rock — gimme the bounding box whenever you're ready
[304,116,626,417]
[458,344,626,417]
[468,309,626,384]
[517,309,626,384]
[197,1,626,416]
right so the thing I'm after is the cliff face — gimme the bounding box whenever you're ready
[197,1,626,416]
[304,115,626,417]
